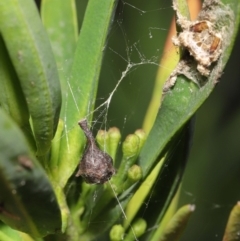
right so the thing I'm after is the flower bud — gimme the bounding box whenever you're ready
[122,134,139,159]
[127,165,142,181]
[110,224,124,241]
[134,129,146,153]
[124,218,147,240]
[96,129,109,152]
[108,127,121,161]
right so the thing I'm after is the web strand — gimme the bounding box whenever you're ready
[108,180,139,241]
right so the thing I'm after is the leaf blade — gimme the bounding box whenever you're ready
[0,35,36,152]
[41,0,78,107]
[57,0,118,187]
[0,109,61,237]
[0,0,62,156]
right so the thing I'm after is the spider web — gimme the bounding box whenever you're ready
[91,1,173,138]
[60,1,240,241]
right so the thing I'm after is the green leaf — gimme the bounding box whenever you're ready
[124,218,147,241]
[127,160,164,222]
[0,224,42,241]
[156,204,195,241]
[40,0,78,178]
[57,0,118,188]
[222,202,240,241]
[138,0,239,179]
[0,35,35,152]
[0,109,61,237]
[133,1,239,237]
[41,0,78,114]
[173,0,190,21]
[40,2,79,233]
[0,0,61,156]
[137,121,193,241]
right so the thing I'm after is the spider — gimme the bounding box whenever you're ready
[76,119,115,184]
[163,0,227,93]
[173,19,222,77]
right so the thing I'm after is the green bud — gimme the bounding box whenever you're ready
[127,165,142,181]
[122,134,139,158]
[121,165,143,191]
[96,129,109,152]
[134,129,147,153]
[108,127,121,140]
[125,218,147,241]
[112,134,141,188]
[108,127,121,161]
[110,224,125,241]
[132,218,147,237]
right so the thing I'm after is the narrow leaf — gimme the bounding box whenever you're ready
[41,0,78,110]
[222,202,240,241]
[0,109,61,237]
[0,224,42,241]
[157,204,195,241]
[57,0,118,188]
[0,0,61,156]
[0,35,35,152]
[141,121,193,241]
[138,0,239,183]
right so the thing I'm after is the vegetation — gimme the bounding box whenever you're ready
[0,0,239,240]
